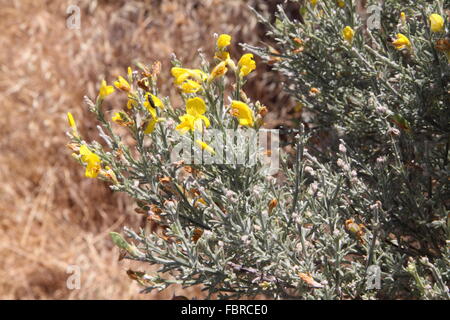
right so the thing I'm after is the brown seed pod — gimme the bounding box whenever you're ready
[192,228,204,243]
[268,198,278,214]
[435,33,450,52]
[298,272,324,288]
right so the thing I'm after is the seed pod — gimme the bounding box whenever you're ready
[192,228,204,243]
[298,272,324,288]
[268,199,278,214]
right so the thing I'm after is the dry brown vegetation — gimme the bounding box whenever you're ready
[0,0,294,299]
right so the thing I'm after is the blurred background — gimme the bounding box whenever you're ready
[0,0,299,299]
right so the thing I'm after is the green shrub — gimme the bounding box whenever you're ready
[245,0,450,299]
[66,0,449,299]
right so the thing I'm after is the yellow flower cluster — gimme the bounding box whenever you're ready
[67,33,262,178]
[340,12,446,57]
[169,34,258,154]
[394,12,446,53]
[210,34,256,81]
[172,34,256,128]
[113,68,165,133]
[175,97,214,154]
[171,67,207,94]
[66,113,101,178]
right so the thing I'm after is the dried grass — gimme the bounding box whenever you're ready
[0,0,291,299]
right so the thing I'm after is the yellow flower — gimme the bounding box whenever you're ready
[79,145,101,178]
[214,51,230,61]
[195,139,216,155]
[342,26,355,43]
[429,14,445,33]
[217,34,231,50]
[67,112,77,131]
[141,94,164,134]
[400,12,406,24]
[208,61,228,82]
[176,97,210,133]
[127,66,133,82]
[181,79,202,93]
[144,118,158,134]
[127,94,138,109]
[114,76,131,92]
[144,93,164,111]
[67,112,80,138]
[230,100,254,126]
[310,0,318,6]
[171,67,207,92]
[238,53,256,77]
[176,114,198,133]
[112,112,131,126]
[336,0,345,8]
[79,145,99,164]
[99,80,115,99]
[112,112,123,123]
[171,67,207,85]
[392,33,411,50]
[185,97,207,117]
[144,116,162,134]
